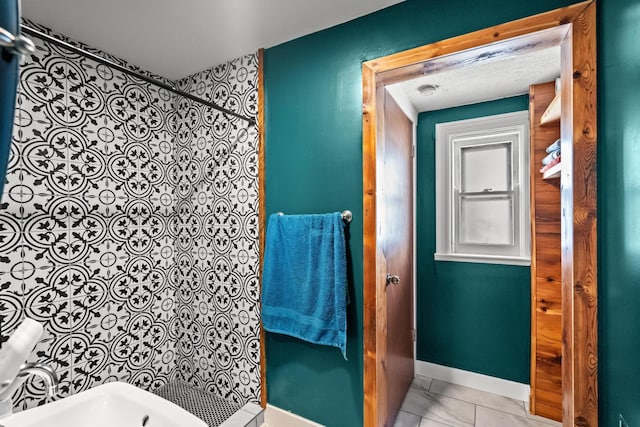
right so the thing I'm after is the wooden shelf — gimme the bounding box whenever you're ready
[540,93,560,125]
[542,162,561,179]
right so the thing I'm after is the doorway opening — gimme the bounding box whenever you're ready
[362,2,597,426]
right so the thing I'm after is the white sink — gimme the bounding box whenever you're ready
[0,382,207,427]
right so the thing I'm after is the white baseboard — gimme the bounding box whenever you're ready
[415,360,530,402]
[263,404,325,427]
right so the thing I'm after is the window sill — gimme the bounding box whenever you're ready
[434,253,531,266]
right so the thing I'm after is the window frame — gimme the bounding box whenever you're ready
[434,110,530,266]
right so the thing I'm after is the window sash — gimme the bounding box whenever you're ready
[454,193,516,251]
[452,131,520,257]
[459,141,513,193]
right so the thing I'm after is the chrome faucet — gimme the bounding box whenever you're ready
[15,363,60,397]
[0,362,59,418]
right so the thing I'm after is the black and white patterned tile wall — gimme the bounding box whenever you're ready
[173,55,261,405]
[0,20,260,410]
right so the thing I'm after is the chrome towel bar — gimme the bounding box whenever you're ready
[276,210,352,223]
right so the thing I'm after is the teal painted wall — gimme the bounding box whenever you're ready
[416,96,531,384]
[264,0,638,425]
[599,1,640,426]
[263,36,364,425]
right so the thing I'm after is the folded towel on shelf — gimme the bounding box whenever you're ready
[540,156,561,173]
[545,138,561,153]
[541,149,561,166]
[261,212,348,359]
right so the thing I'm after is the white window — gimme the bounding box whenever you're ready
[435,111,530,266]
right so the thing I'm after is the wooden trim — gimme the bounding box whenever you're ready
[361,2,597,426]
[561,3,598,426]
[373,79,390,427]
[362,61,379,427]
[364,1,590,80]
[529,92,538,416]
[257,47,267,409]
[560,28,575,427]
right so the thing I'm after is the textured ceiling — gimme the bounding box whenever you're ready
[22,0,404,80]
[386,26,567,114]
[390,45,561,113]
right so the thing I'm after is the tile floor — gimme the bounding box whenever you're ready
[394,376,562,427]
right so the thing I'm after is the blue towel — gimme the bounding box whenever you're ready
[545,138,561,153]
[261,212,348,359]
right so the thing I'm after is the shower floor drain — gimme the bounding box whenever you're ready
[154,381,242,427]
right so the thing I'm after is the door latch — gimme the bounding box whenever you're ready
[386,274,400,286]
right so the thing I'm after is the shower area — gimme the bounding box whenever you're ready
[0,19,262,425]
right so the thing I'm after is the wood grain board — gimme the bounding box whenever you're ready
[529,81,563,422]
[362,63,381,427]
[561,3,598,426]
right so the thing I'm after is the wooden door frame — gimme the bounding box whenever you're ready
[361,2,597,426]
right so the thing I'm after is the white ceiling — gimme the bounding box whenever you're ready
[21,0,404,80]
[389,45,561,113]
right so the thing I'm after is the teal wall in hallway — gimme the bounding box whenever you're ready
[264,0,639,425]
[416,96,531,384]
[599,0,640,426]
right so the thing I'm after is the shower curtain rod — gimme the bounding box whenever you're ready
[20,25,257,126]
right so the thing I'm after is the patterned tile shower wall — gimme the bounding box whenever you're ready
[0,21,179,410]
[0,20,260,410]
[173,55,261,405]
